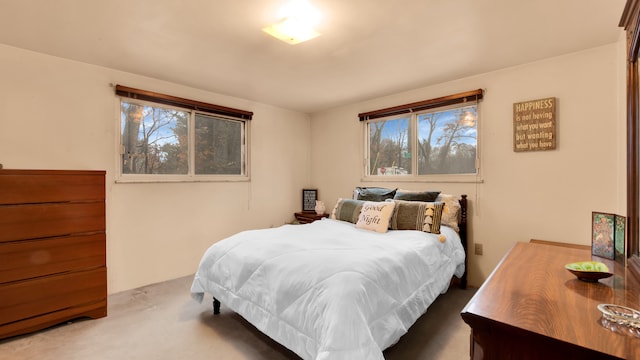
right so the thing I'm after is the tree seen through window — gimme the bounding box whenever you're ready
[121,100,245,176]
[367,104,477,176]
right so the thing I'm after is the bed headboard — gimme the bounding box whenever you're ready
[458,194,468,289]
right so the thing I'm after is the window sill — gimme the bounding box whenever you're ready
[361,175,484,184]
[115,176,250,184]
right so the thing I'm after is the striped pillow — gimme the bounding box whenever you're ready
[389,200,444,234]
[330,198,365,224]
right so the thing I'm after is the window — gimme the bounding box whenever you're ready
[416,105,477,175]
[361,89,482,178]
[116,85,251,181]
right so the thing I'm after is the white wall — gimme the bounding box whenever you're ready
[0,44,312,293]
[0,37,627,292]
[310,42,626,287]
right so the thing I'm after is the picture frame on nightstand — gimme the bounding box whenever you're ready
[592,211,615,260]
[614,215,626,264]
[302,189,318,212]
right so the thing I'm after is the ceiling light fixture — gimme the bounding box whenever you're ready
[262,0,322,45]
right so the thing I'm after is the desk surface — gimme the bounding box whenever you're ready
[461,242,640,359]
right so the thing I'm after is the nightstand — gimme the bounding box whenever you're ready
[294,211,328,224]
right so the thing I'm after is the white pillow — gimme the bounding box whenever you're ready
[356,201,396,233]
[437,194,461,231]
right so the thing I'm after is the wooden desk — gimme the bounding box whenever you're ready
[461,242,640,360]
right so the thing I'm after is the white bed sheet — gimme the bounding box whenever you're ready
[191,218,465,360]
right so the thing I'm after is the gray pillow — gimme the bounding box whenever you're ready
[354,187,397,201]
[393,190,440,202]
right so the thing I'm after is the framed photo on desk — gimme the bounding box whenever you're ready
[592,211,615,260]
[302,189,317,212]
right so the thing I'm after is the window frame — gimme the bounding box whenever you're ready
[115,92,251,183]
[362,100,481,183]
[364,114,414,178]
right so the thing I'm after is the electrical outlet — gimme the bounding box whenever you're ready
[474,243,483,255]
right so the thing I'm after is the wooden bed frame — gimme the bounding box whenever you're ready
[212,194,468,315]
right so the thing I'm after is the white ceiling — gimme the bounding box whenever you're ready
[0,0,627,114]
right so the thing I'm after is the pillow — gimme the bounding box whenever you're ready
[389,200,444,234]
[354,187,397,201]
[330,198,365,224]
[437,194,461,232]
[393,189,440,202]
[356,201,396,233]
[355,201,396,233]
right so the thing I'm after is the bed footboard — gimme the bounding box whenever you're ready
[213,298,220,315]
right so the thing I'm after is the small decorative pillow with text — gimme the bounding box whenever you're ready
[355,201,396,233]
[330,198,365,224]
[389,200,444,234]
[436,194,461,232]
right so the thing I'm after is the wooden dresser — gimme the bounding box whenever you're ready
[461,241,640,359]
[0,169,107,339]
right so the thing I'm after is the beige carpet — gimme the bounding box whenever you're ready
[0,275,475,360]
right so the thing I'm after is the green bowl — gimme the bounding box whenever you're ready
[565,261,613,282]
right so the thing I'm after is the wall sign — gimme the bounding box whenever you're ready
[513,97,556,152]
[302,189,318,212]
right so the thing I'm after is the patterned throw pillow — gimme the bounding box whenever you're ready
[330,198,365,224]
[354,187,397,201]
[393,189,440,202]
[355,201,396,233]
[389,200,444,234]
[437,194,461,232]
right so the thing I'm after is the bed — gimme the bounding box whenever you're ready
[191,193,468,360]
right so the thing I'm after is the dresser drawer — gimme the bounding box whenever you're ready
[0,202,105,243]
[0,170,105,205]
[0,234,105,283]
[0,267,107,326]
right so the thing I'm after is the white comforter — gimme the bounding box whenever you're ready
[191,218,465,360]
